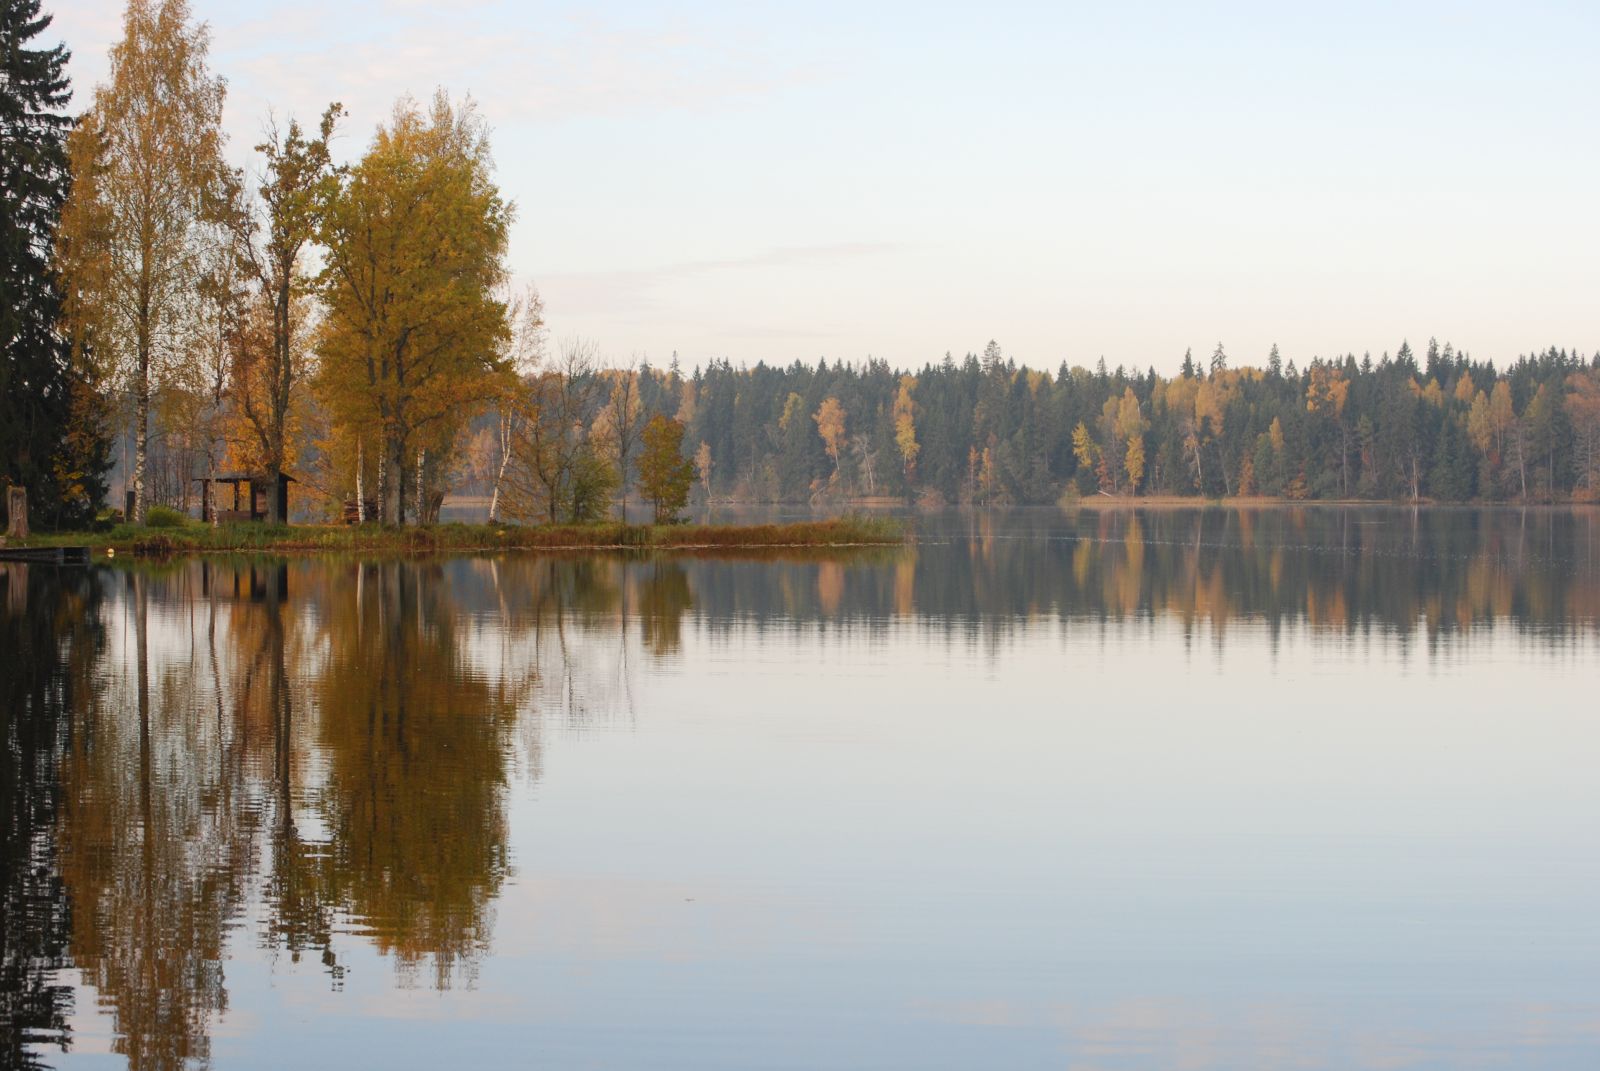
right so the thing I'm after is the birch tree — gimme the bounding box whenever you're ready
[486,285,544,523]
[58,0,231,522]
[316,92,512,524]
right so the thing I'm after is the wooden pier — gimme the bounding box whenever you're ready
[0,545,92,565]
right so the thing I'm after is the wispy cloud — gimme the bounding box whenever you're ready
[222,5,816,143]
[540,242,900,318]
[63,1,827,168]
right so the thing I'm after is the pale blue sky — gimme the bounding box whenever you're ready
[57,1,1600,372]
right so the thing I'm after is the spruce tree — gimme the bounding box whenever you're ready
[0,0,103,527]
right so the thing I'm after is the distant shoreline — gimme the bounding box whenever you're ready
[1058,494,1600,510]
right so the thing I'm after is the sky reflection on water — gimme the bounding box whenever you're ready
[3,507,1598,1070]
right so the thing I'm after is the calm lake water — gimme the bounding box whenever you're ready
[4,507,1599,1070]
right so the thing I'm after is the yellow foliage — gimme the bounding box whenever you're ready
[1124,434,1146,492]
[315,92,512,519]
[1114,387,1146,440]
[1071,422,1098,468]
[814,397,846,470]
[1195,379,1229,435]
[1306,363,1349,417]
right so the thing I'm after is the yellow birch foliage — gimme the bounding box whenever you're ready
[1306,362,1349,416]
[893,376,919,476]
[57,0,231,520]
[315,91,512,519]
[814,397,846,473]
[1124,435,1146,491]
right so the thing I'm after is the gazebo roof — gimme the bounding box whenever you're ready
[194,472,297,483]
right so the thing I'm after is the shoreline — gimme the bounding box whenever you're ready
[1060,494,1600,510]
[6,517,906,559]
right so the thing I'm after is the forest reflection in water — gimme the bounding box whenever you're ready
[1,505,1597,1069]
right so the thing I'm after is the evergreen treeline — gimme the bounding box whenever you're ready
[621,339,1600,506]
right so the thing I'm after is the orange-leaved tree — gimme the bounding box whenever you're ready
[637,415,695,524]
[315,92,512,524]
[228,103,343,521]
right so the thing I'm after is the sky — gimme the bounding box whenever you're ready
[52,1,1600,374]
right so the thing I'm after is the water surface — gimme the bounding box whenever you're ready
[4,507,1599,1069]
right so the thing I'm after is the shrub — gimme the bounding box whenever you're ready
[145,505,189,528]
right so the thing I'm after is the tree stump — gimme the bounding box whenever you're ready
[5,487,27,540]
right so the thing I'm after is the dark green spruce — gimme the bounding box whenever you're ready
[1,0,108,530]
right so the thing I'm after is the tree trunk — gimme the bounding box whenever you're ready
[391,434,407,525]
[1340,425,1350,496]
[488,413,511,523]
[416,448,426,526]
[356,439,366,523]
[134,335,150,524]
[377,443,389,523]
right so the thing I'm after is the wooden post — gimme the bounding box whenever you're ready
[5,487,28,540]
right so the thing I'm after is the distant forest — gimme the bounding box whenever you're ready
[562,339,1600,507]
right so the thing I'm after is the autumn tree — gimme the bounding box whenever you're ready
[227,103,342,521]
[600,360,643,520]
[695,440,713,504]
[893,375,919,495]
[1114,388,1147,493]
[1566,371,1600,500]
[58,0,231,523]
[484,286,543,523]
[814,396,846,483]
[502,338,615,524]
[1306,361,1352,494]
[316,91,512,524]
[637,414,695,523]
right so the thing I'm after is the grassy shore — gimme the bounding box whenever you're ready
[1062,493,1600,509]
[11,515,905,557]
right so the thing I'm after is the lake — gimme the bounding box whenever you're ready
[4,506,1599,1070]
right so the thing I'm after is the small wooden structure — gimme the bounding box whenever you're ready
[195,472,295,523]
[341,496,377,525]
[0,545,90,564]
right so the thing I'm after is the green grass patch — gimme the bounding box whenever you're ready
[17,514,905,558]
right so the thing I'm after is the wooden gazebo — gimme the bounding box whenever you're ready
[194,472,295,523]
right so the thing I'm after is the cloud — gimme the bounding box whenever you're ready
[538,242,901,320]
[63,2,829,174]
[220,4,816,148]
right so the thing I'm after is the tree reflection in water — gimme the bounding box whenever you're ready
[3,506,1598,1067]
[1,565,101,1069]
